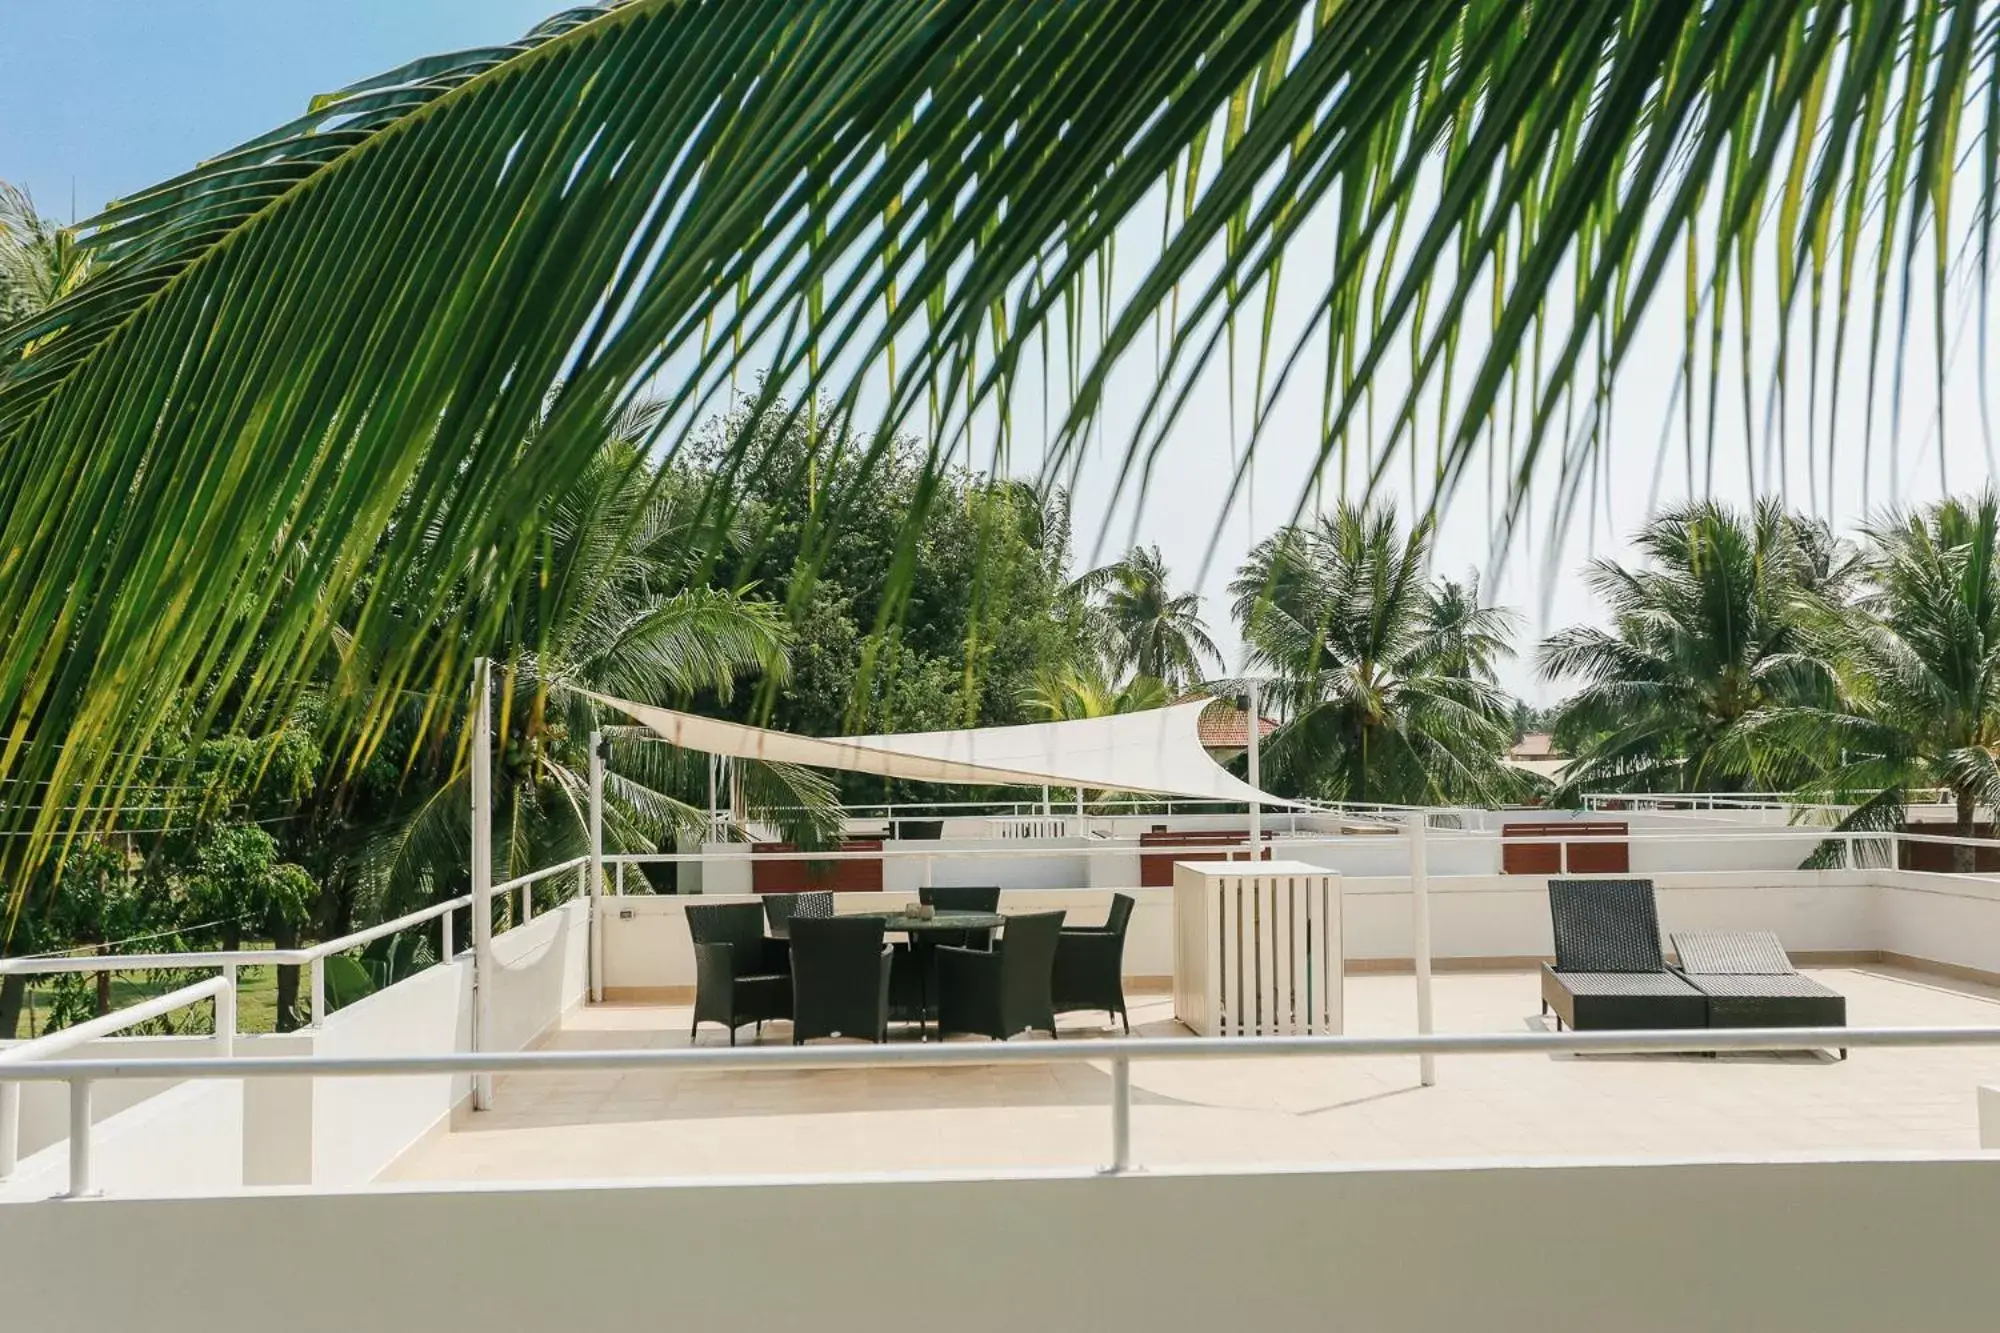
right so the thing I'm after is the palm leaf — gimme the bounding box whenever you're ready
[5,0,1996,886]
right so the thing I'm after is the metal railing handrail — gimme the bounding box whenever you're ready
[0,974,233,1181]
[601,822,2000,865]
[5,1022,1997,1195]
[0,856,593,1030]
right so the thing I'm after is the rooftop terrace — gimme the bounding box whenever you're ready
[385,963,2000,1185]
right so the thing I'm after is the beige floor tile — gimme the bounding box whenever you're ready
[379,966,2000,1184]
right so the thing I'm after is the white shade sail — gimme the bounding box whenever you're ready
[582,691,1297,806]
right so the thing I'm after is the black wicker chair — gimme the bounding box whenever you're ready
[918,885,1001,950]
[762,890,835,939]
[937,910,1064,1041]
[1053,892,1135,1033]
[687,902,793,1045]
[920,885,1001,912]
[1540,878,1706,1031]
[1670,930,1847,1056]
[888,887,1005,1026]
[789,915,894,1044]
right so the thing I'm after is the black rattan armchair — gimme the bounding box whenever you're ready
[762,890,835,939]
[1539,878,1706,1031]
[687,902,792,1045]
[789,915,894,1044]
[918,885,1001,950]
[936,910,1064,1041]
[920,885,1001,912]
[1053,892,1134,1033]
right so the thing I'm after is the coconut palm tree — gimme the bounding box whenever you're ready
[1770,493,2000,871]
[1083,546,1221,692]
[1426,574,1518,683]
[1022,662,1172,722]
[1538,500,1841,797]
[0,181,91,329]
[366,410,840,907]
[1,2,1989,881]
[1231,502,1523,806]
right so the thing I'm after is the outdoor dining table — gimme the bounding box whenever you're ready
[854,909,1005,1037]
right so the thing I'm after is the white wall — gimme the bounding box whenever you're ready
[1,900,591,1199]
[601,888,1164,994]
[312,898,589,1188]
[7,1156,2000,1331]
[0,1077,244,1202]
[600,869,1883,991]
[1,1030,226,1160]
[1877,870,2000,977]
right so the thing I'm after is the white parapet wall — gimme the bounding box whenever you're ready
[0,898,591,1200]
[7,1155,2000,1331]
[598,867,1892,994]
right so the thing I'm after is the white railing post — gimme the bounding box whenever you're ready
[1246,681,1262,860]
[471,657,495,1111]
[589,729,605,1004]
[1106,1054,1131,1174]
[309,956,326,1028]
[216,963,237,1056]
[1409,811,1435,1087]
[1559,835,1569,876]
[615,861,624,896]
[66,1078,93,1198]
[522,878,533,922]
[442,909,454,959]
[0,1081,18,1180]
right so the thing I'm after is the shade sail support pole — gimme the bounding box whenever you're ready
[471,658,494,1111]
[588,729,605,1005]
[1410,810,1435,1087]
[1245,682,1262,860]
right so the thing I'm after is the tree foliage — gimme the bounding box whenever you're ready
[4,0,1993,880]
[1231,501,1525,806]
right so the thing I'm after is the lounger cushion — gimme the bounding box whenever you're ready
[1669,931,1797,975]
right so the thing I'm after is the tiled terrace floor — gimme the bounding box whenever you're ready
[383,965,2000,1183]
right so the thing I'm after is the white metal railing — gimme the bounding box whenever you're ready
[4,1023,1997,1196]
[0,856,589,1031]
[0,974,233,1183]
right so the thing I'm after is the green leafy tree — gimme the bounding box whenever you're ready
[1022,664,1172,721]
[3,3,1990,876]
[1772,493,2000,871]
[0,180,91,330]
[1231,502,1523,806]
[190,825,315,955]
[1539,501,1842,797]
[371,422,840,903]
[696,405,1099,739]
[1081,546,1221,692]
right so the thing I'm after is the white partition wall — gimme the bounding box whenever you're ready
[1173,860,1341,1036]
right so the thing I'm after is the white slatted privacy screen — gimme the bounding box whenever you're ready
[1173,861,1342,1037]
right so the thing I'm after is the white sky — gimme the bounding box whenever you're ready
[976,172,1999,706]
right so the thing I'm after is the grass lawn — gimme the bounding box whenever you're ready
[7,952,290,1039]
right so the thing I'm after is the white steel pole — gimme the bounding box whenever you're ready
[588,729,605,1005]
[1245,682,1262,860]
[471,657,494,1111]
[0,1082,18,1180]
[66,1078,93,1197]
[1409,810,1435,1087]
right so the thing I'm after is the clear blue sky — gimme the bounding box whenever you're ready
[0,1,556,218]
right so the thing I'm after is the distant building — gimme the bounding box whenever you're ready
[1190,696,1280,766]
[1503,731,1568,782]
